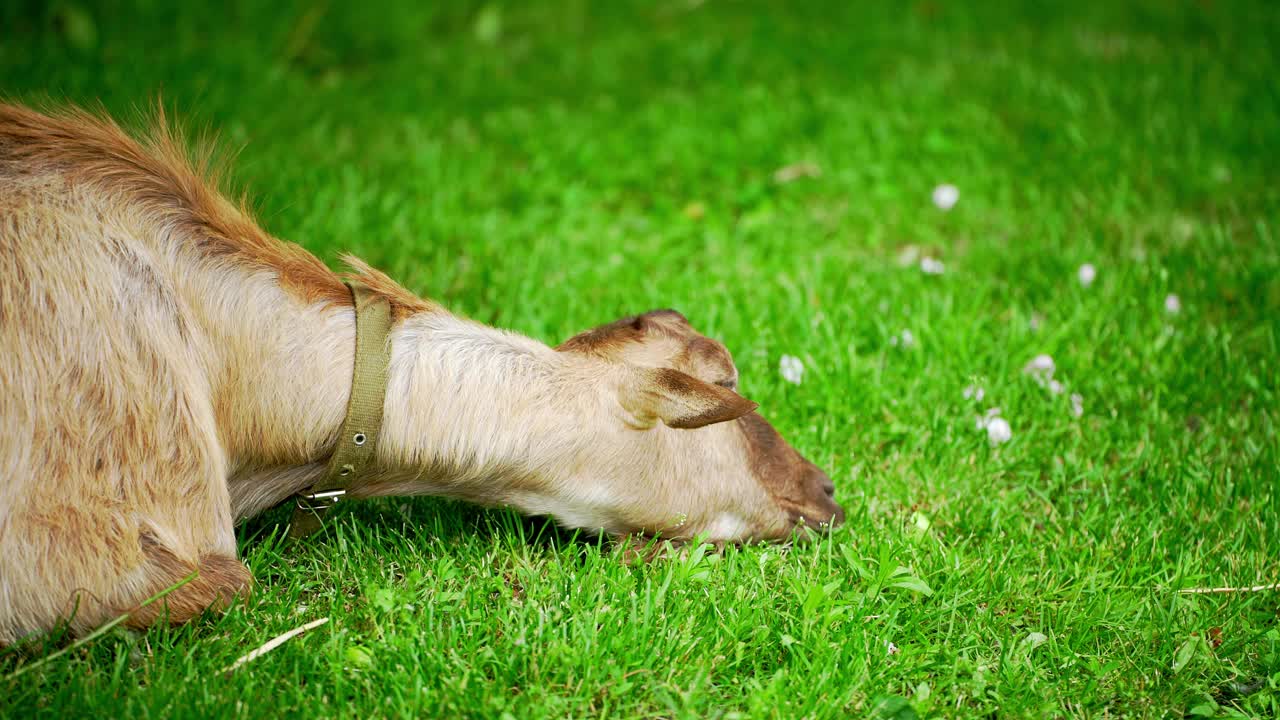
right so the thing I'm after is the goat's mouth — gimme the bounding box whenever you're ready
[775,495,845,535]
[793,509,845,532]
[786,518,842,544]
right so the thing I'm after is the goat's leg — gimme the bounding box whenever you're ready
[111,463,250,629]
[2,503,249,642]
[1,456,249,640]
[121,533,251,629]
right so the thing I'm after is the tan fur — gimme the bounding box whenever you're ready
[0,102,842,644]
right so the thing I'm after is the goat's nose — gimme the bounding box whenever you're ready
[808,466,843,527]
[814,466,844,520]
[807,465,835,496]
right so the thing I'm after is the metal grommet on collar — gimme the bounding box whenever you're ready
[353,432,367,446]
[339,464,354,476]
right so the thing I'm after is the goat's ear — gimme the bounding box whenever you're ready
[620,367,757,429]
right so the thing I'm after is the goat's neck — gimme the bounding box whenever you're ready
[222,295,588,521]
[370,311,585,495]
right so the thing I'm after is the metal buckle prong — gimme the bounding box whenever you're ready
[296,488,347,511]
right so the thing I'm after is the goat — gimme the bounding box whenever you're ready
[0,103,843,643]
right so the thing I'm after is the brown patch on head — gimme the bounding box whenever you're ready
[556,309,687,354]
[737,412,843,532]
[558,309,739,389]
[0,101,359,311]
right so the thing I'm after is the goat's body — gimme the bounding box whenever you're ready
[1,154,248,641]
[0,106,364,640]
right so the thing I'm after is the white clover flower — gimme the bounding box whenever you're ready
[1024,354,1068,395]
[885,327,916,348]
[1165,294,1182,314]
[963,384,985,402]
[1029,312,1044,332]
[975,407,1003,431]
[886,641,900,655]
[1070,393,1084,418]
[985,417,1012,445]
[932,184,959,211]
[1078,263,1097,287]
[779,355,804,385]
[920,257,946,275]
[1023,354,1055,376]
[974,411,1013,444]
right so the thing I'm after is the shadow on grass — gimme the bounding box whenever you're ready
[236,495,595,559]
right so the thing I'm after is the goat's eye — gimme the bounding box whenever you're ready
[716,378,737,391]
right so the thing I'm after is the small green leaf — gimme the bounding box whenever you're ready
[801,583,827,617]
[473,5,502,44]
[912,682,931,705]
[886,567,934,596]
[1172,636,1201,674]
[840,545,871,580]
[1021,631,1049,653]
[870,695,919,720]
[911,512,931,533]
[368,586,396,613]
[344,645,374,669]
[887,576,933,595]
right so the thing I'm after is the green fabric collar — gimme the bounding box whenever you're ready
[290,281,393,538]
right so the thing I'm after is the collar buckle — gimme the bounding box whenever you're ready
[296,488,346,512]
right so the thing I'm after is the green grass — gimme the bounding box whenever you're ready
[2,0,1279,716]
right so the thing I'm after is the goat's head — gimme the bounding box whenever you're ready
[555,309,844,543]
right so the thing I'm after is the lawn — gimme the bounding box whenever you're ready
[2,0,1278,717]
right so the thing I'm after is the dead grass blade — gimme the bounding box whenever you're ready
[221,617,330,674]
